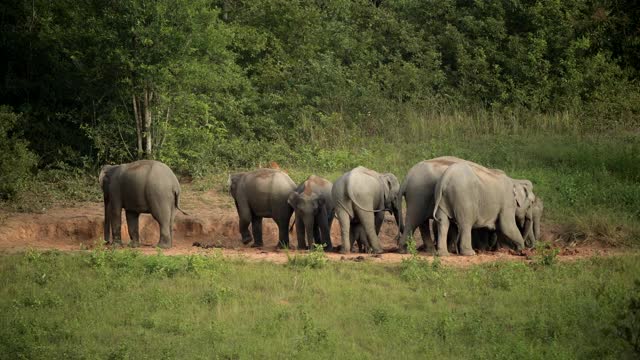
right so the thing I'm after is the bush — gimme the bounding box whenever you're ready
[0,106,37,200]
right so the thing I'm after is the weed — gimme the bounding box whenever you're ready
[533,241,560,267]
[400,238,434,282]
[615,280,640,355]
[286,244,328,269]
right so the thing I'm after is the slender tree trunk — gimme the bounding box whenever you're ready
[132,94,143,159]
[143,87,153,159]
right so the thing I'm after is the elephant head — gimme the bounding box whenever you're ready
[99,165,116,190]
[512,179,536,226]
[381,173,404,234]
[287,191,328,248]
[227,173,244,198]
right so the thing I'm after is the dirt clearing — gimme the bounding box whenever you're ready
[0,188,625,266]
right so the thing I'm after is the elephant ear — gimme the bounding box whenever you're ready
[228,173,243,197]
[287,192,300,209]
[99,165,114,190]
[382,173,399,205]
[513,185,526,208]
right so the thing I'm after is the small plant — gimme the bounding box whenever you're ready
[399,238,433,282]
[615,280,640,355]
[533,241,560,266]
[286,243,328,269]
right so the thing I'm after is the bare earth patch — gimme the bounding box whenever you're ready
[0,188,628,266]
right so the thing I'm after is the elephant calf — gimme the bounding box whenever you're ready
[99,160,186,248]
[288,175,334,251]
[228,169,296,248]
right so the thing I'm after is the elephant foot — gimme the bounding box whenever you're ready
[241,236,253,245]
[250,243,263,248]
[396,246,408,254]
[156,242,171,249]
[111,240,124,247]
[436,249,450,257]
[460,248,476,256]
[276,242,289,250]
[372,248,384,255]
[128,241,140,248]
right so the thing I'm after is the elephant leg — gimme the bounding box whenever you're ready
[457,224,475,256]
[356,209,383,254]
[447,223,459,254]
[319,211,333,252]
[499,215,525,251]
[434,210,450,256]
[374,212,384,236]
[251,216,263,247]
[152,206,173,249]
[234,200,253,245]
[312,224,321,250]
[109,205,123,246]
[125,210,140,247]
[418,222,435,252]
[336,209,351,254]
[295,215,306,250]
[276,216,291,249]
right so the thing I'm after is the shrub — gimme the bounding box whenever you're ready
[0,106,37,200]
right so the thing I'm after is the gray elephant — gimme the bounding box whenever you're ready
[228,169,296,248]
[332,166,402,254]
[433,162,535,256]
[524,197,544,248]
[398,156,505,252]
[287,175,334,251]
[350,222,370,253]
[99,160,186,248]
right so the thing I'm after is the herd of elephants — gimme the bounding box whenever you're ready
[99,156,543,256]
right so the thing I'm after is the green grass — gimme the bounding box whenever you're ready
[1,249,639,359]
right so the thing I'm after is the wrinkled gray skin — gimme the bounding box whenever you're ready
[228,169,296,248]
[433,162,535,256]
[287,175,334,251]
[332,166,403,254]
[99,160,185,249]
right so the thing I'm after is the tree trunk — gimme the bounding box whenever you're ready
[132,94,143,159]
[143,87,153,159]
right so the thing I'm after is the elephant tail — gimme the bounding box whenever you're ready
[175,191,189,216]
[432,172,450,220]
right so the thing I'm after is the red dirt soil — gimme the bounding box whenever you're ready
[0,189,624,266]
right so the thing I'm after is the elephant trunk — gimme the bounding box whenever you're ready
[393,196,404,236]
[304,215,315,249]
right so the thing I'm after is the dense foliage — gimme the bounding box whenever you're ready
[1,0,639,174]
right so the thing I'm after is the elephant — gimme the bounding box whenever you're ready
[332,166,402,254]
[524,197,544,248]
[433,162,535,256]
[398,156,507,253]
[99,160,186,249]
[287,175,334,251]
[228,168,296,248]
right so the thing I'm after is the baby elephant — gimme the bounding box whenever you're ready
[228,169,296,248]
[99,160,186,248]
[288,175,334,251]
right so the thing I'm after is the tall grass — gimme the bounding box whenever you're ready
[0,250,638,359]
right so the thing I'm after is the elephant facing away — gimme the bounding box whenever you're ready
[99,160,185,248]
[228,169,296,248]
[332,166,403,254]
[287,175,334,251]
[398,156,513,253]
[433,162,534,256]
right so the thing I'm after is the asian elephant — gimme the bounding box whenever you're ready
[524,197,544,248]
[398,156,508,253]
[99,160,186,248]
[287,175,334,251]
[350,222,370,253]
[332,166,402,254]
[228,169,296,248]
[433,162,535,256]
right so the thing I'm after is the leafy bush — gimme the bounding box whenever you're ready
[0,106,37,200]
[286,244,328,269]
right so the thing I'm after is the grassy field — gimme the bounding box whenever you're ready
[1,248,639,359]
